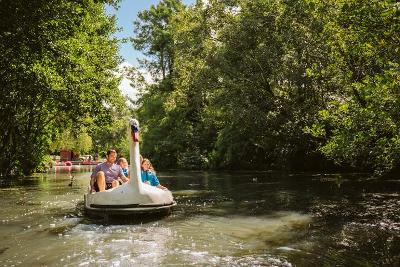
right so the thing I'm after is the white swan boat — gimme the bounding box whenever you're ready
[84,119,176,218]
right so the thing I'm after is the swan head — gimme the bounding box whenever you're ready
[129,118,140,142]
[129,118,139,128]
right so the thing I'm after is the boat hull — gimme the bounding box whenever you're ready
[84,194,176,218]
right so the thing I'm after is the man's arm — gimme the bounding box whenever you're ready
[120,175,129,183]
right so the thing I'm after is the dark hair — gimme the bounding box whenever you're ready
[107,149,117,156]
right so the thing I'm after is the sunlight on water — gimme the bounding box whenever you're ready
[59,223,174,266]
[32,210,309,266]
[171,212,310,253]
[1,169,399,266]
[0,212,311,266]
[49,211,310,266]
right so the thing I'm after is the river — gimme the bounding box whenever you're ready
[0,166,399,266]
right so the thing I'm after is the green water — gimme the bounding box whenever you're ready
[0,167,399,266]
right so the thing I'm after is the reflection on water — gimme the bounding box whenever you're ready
[0,168,399,266]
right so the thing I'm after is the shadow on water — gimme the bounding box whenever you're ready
[168,171,315,219]
[0,175,40,188]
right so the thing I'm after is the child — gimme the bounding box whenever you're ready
[117,157,129,182]
[141,158,167,190]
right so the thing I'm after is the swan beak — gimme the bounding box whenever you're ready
[130,122,140,142]
[132,132,139,142]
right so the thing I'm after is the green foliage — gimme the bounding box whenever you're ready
[314,71,400,174]
[50,129,93,155]
[306,0,400,174]
[0,0,124,176]
[132,0,400,174]
[90,114,130,159]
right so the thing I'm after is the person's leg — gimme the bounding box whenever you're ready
[112,180,119,188]
[96,171,106,191]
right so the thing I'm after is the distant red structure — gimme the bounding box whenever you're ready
[60,150,79,161]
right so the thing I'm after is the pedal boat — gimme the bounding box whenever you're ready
[84,119,176,218]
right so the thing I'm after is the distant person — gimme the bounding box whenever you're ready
[90,149,129,192]
[117,157,129,180]
[141,158,167,190]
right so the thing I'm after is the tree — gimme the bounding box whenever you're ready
[0,0,125,176]
[133,0,400,175]
[132,0,185,80]
[50,129,93,156]
[307,0,400,174]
